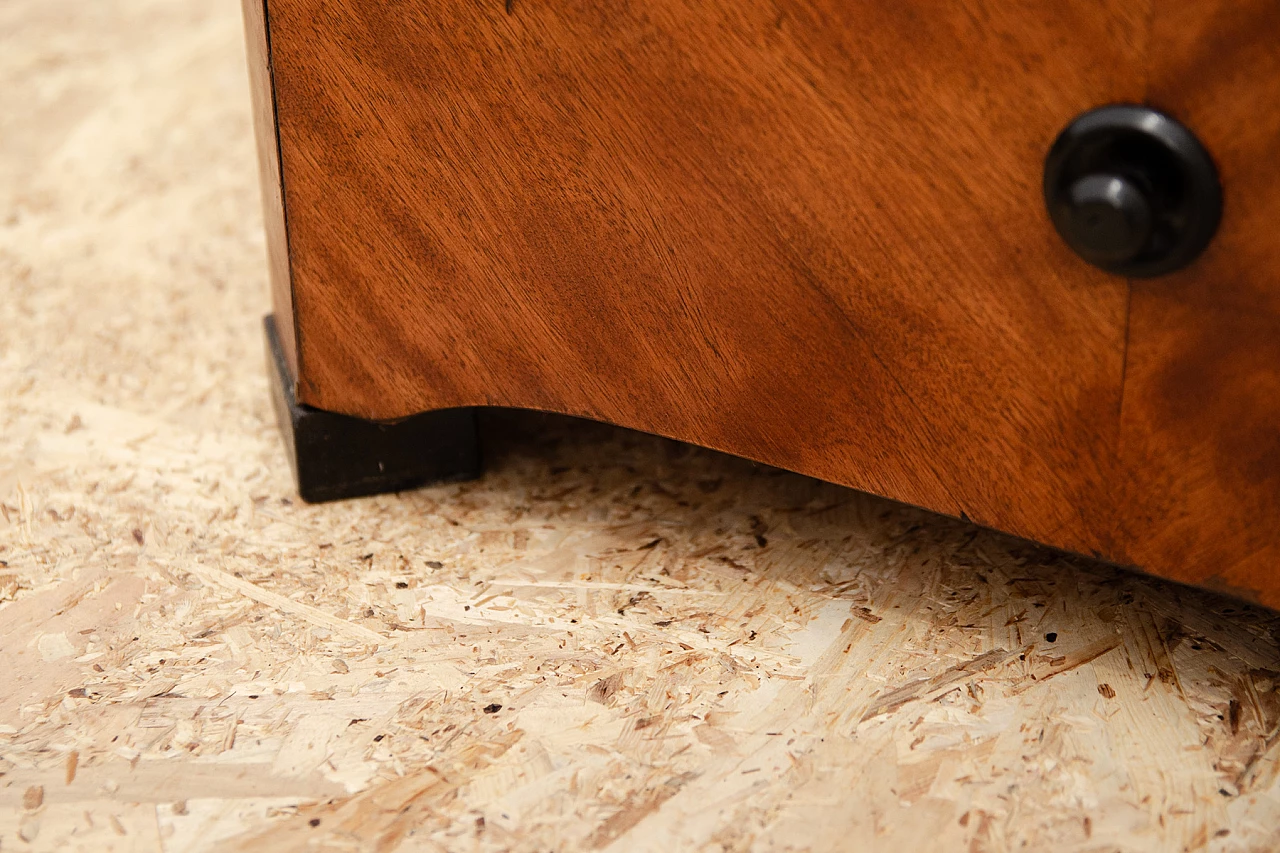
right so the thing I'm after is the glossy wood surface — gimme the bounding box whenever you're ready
[1116,0,1280,599]
[250,0,1280,604]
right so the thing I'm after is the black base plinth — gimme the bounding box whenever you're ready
[264,316,481,503]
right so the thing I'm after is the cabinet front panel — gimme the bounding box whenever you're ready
[1118,0,1280,600]
[267,2,1145,563]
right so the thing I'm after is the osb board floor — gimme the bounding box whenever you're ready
[2,2,1280,851]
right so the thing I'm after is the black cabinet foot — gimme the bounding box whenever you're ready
[264,316,481,503]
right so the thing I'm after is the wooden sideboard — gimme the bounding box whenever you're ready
[243,0,1280,606]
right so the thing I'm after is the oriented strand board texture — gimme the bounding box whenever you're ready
[1,2,1279,851]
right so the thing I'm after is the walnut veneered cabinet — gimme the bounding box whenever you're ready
[242,0,1280,606]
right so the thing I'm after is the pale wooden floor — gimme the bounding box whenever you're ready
[2,2,1279,850]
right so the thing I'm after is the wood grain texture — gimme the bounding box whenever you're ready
[265,0,1141,558]
[1115,0,1280,598]
[253,0,1278,603]
[5,5,1280,847]
[241,0,297,380]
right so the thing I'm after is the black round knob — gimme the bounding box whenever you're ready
[1043,105,1221,277]
[1064,173,1153,264]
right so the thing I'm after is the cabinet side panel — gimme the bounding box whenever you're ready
[1120,0,1280,604]
[241,0,297,379]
